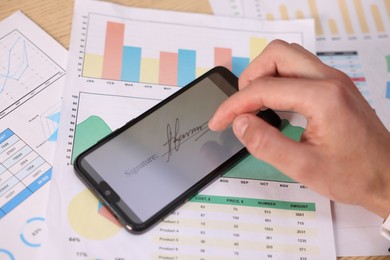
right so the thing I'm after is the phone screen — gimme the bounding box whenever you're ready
[75,68,251,232]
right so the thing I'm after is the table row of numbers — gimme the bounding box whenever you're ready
[0,128,51,218]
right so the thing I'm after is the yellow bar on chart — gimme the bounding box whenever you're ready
[308,0,323,35]
[338,0,354,34]
[196,67,208,78]
[371,4,385,32]
[386,0,390,19]
[295,10,304,19]
[353,0,369,33]
[279,4,289,19]
[328,19,339,35]
[140,58,159,84]
[266,13,275,20]
[250,37,267,61]
[83,53,103,78]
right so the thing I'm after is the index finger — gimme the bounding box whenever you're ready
[208,77,327,131]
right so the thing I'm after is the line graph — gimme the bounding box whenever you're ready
[0,30,65,118]
[0,37,28,93]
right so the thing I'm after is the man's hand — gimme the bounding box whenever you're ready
[209,40,390,218]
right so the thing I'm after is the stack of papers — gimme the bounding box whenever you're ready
[0,0,389,259]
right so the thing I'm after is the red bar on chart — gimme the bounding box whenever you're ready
[214,47,232,70]
[102,22,125,80]
[159,52,178,85]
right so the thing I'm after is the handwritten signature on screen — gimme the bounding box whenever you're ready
[162,118,209,162]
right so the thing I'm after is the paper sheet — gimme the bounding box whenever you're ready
[43,0,337,259]
[0,12,67,260]
[210,0,390,256]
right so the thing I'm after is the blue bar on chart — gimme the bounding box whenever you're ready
[232,57,250,77]
[386,81,390,99]
[121,46,142,82]
[0,128,52,219]
[178,49,196,87]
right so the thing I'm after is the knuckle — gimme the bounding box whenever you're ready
[289,42,302,49]
[267,39,288,52]
[321,78,352,103]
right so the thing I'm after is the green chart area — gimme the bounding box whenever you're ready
[72,115,112,163]
[72,116,303,183]
[224,119,302,183]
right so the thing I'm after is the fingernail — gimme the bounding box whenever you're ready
[234,116,249,138]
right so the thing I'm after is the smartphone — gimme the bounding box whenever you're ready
[74,66,281,233]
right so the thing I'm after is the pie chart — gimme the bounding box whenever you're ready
[68,189,122,240]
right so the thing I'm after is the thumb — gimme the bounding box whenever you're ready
[232,114,311,176]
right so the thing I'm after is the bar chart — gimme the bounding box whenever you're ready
[242,0,390,40]
[82,13,303,86]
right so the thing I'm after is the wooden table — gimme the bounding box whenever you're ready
[0,1,388,259]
